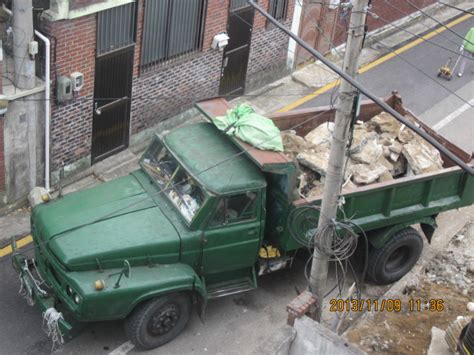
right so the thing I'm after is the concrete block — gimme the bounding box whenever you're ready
[254,325,296,355]
[290,316,365,355]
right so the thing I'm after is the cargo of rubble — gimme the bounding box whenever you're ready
[281,111,445,198]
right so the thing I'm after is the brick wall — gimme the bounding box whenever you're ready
[40,15,96,169]
[247,0,295,90]
[40,0,295,174]
[130,51,223,134]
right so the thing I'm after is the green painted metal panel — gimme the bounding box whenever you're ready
[163,122,266,194]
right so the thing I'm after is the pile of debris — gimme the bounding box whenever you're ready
[425,226,474,295]
[281,111,444,199]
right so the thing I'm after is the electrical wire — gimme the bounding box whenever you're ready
[288,204,368,299]
[436,1,474,15]
[366,26,473,107]
[368,10,474,60]
[382,0,467,48]
[404,0,474,45]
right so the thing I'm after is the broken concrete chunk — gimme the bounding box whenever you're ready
[304,122,334,147]
[350,126,378,154]
[379,170,394,182]
[351,163,388,185]
[377,156,395,175]
[389,140,403,154]
[282,131,314,158]
[350,139,383,165]
[389,151,400,162]
[366,111,401,135]
[398,126,416,143]
[402,139,443,175]
[297,149,330,176]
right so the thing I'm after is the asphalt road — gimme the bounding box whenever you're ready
[300,16,474,153]
[0,15,473,355]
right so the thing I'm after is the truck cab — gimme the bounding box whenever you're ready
[15,117,272,350]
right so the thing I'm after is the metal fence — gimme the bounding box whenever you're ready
[97,2,137,55]
[141,0,207,72]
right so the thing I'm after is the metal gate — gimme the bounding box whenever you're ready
[219,0,255,97]
[91,3,136,164]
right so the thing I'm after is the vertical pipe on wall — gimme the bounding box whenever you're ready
[34,30,51,190]
[287,0,302,70]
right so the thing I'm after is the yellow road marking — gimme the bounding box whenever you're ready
[278,13,473,113]
[0,235,33,258]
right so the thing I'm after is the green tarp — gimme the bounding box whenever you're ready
[212,104,284,152]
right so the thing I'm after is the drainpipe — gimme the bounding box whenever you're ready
[34,30,51,191]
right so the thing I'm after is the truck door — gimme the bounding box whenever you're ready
[201,191,262,274]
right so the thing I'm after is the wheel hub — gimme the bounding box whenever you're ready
[148,305,179,336]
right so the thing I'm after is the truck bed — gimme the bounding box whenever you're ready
[196,94,474,252]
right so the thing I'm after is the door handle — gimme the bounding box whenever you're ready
[95,96,128,115]
[247,230,258,236]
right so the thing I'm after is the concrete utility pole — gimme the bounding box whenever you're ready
[308,0,369,321]
[12,0,35,89]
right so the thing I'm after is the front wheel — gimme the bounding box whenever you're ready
[367,227,423,285]
[125,293,191,349]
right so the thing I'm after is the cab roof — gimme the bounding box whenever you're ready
[163,122,266,195]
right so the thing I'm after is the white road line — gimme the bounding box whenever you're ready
[432,99,474,131]
[109,341,135,355]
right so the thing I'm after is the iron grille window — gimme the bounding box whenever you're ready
[141,0,207,71]
[97,3,137,55]
[268,0,288,22]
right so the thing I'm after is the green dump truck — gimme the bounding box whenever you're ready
[12,94,473,349]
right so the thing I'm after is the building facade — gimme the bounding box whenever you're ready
[35,0,295,181]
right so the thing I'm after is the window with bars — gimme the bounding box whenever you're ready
[141,0,207,71]
[268,0,288,22]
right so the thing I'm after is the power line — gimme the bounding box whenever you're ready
[368,10,474,60]
[405,0,473,45]
[436,1,474,15]
[1,107,334,265]
[368,34,473,107]
[247,0,474,175]
[382,0,464,48]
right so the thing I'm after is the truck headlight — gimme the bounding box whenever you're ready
[66,286,73,296]
[73,294,81,304]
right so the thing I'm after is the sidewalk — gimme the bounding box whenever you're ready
[0,1,472,241]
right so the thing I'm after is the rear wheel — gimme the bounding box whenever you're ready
[125,293,191,349]
[367,227,423,285]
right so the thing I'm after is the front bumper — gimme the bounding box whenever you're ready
[11,238,73,339]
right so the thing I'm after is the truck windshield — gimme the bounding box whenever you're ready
[141,139,207,223]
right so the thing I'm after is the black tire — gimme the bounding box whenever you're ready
[125,293,191,350]
[367,227,423,285]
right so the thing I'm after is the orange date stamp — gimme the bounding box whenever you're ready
[329,298,445,312]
